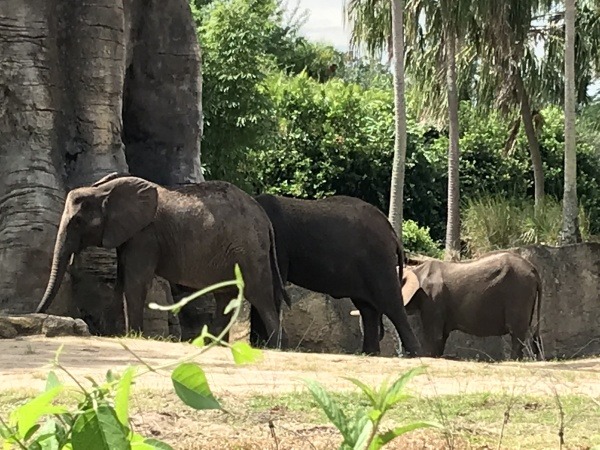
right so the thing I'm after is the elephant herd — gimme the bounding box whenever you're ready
[36,174,543,360]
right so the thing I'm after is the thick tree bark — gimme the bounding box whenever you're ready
[560,0,581,245]
[444,29,461,261]
[0,0,203,323]
[388,0,407,239]
[515,73,545,209]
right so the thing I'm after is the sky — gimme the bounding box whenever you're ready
[288,0,351,51]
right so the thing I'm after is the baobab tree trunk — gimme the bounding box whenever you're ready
[0,0,203,331]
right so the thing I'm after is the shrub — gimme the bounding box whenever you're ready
[403,220,443,258]
[462,195,590,257]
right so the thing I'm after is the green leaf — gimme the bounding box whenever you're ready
[71,405,129,450]
[353,420,374,450]
[371,421,442,448]
[131,434,174,450]
[115,366,136,426]
[45,371,61,391]
[382,366,426,408]
[10,386,66,437]
[345,378,377,406]
[303,380,350,440]
[191,325,211,348]
[223,297,241,315]
[171,363,221,410]
[230,342,263,365]
[35,419,66,450]
[23,423,41,441]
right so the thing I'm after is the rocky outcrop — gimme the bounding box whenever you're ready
[0,314,90,339]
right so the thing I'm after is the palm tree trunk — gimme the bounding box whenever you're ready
[515,73,545,208]
[560,0,581,244]
[444,29,461,261]
[388,0,407,239]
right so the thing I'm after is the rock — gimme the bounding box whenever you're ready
[0,314,90,339]
[0,320,18,339]
[279,284,400,356]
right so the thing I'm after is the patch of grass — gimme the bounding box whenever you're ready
[249,391,600,449]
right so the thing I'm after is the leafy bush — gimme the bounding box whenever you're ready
[462,195,590,256]
[402,220,442,258]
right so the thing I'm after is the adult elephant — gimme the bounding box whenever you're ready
[397,252,542,359]
[36,173,289,348]
[252,194,422,357]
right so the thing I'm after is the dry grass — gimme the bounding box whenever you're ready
[0,336,599,449]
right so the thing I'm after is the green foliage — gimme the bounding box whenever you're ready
[402,220,442,258]
[304,366,440,449]
[198,0,278,187]
[462,195,590,256]
[0,266,261,450]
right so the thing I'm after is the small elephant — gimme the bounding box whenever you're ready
[36,173,289,347]
[398,252,542,359]
[251,194,422,357]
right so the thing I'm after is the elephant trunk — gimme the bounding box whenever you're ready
[36,216,77,314]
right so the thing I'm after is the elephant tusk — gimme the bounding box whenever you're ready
[69,253,75,266]
[350,310,361,317]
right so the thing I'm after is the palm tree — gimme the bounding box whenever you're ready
[404,0,470,260]
[387,0,407,237]
[344,0,407,239]
[560,0,581,243]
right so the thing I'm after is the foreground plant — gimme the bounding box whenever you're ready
[0,265,260,450]
[305,366,441,449]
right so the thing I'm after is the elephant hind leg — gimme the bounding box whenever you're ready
[510,334,525,360]
[351,299,381,356]
[370,279,422,357]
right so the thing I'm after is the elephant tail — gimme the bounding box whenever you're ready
[532,270,544,360]
[268,224,291,310]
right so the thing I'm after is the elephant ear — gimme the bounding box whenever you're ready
[401,269,420,306]
[92,172,131,187]
[101,177,158,248]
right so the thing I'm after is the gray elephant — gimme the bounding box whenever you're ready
[36,173,289,347]
[250,194,422,357]
[396,252,542,359]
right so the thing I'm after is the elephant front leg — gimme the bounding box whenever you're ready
[119,243,158,336]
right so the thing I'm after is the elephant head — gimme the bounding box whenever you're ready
[36,174,158,313]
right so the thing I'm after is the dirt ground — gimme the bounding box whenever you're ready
[1,336,599,449]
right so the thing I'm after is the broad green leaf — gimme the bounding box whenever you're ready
[71,406,129,450]
[303,380,350,441]
[371,421,441,448]
[171,363,220,410]
[115,366,136,426]
[10,386,66,437]
[352,420,374,450]
[230,342,263,365]
[45,371,61,391]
